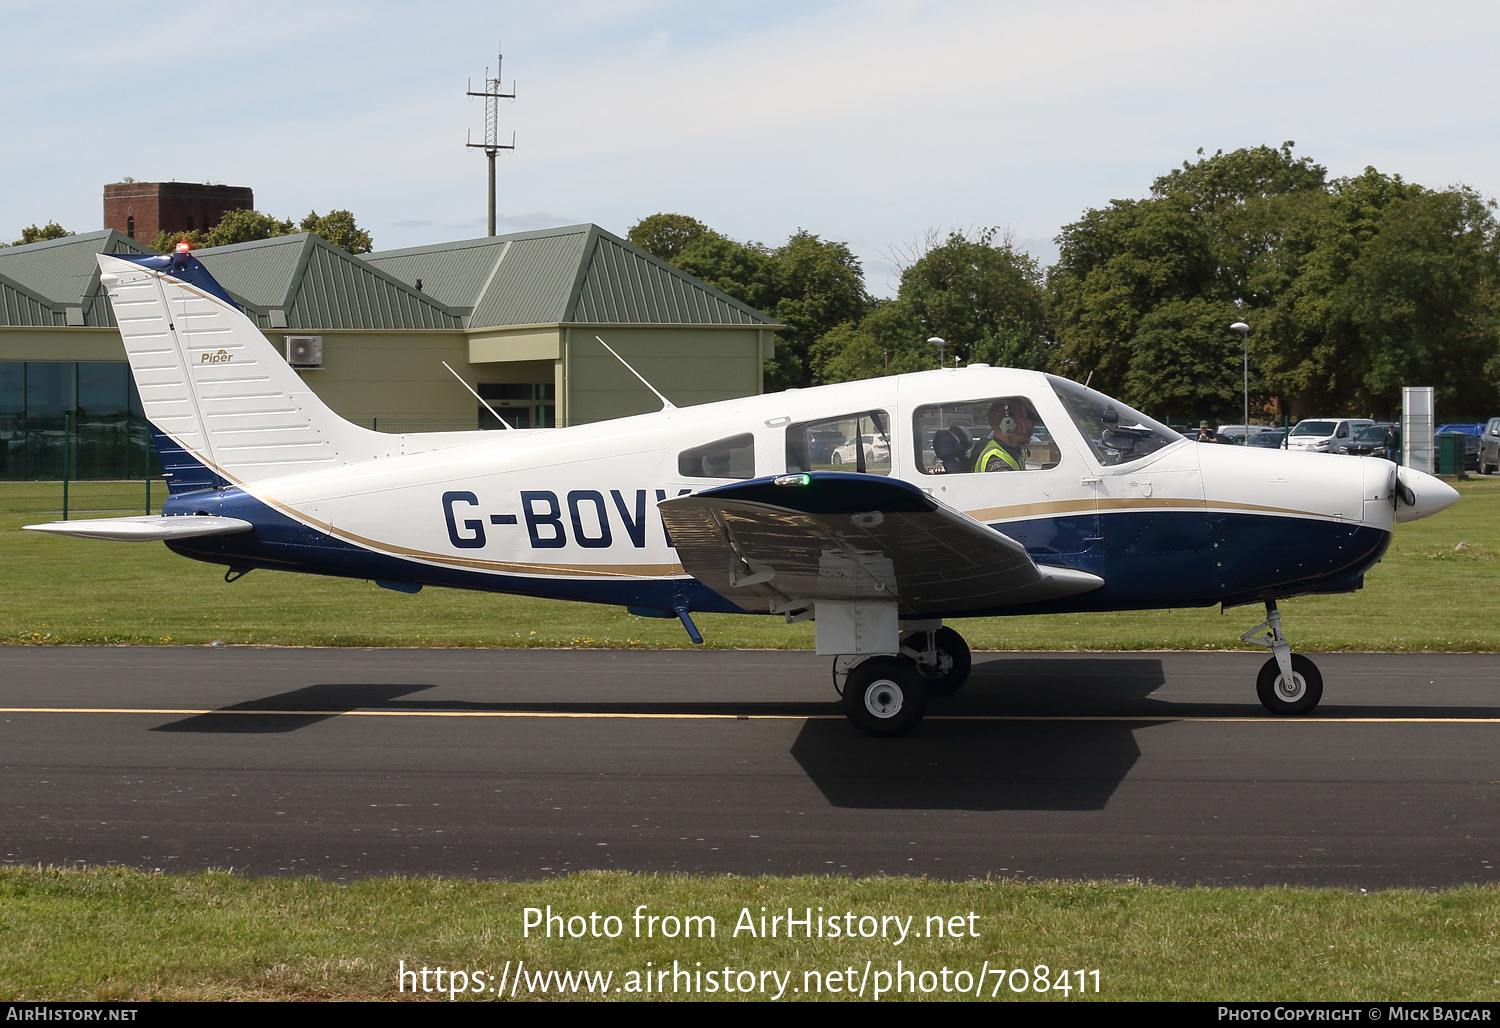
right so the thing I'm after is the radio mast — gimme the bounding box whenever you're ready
[466,48,516,237]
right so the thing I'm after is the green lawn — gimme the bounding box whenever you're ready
[3,477,1493,650]
[2,867,1496,1002]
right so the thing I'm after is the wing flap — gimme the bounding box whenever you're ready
[22,515,255,542]
[658,473,1103,615]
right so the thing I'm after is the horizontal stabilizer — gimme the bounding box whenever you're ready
[658,472,1104,616]
[23,515,254,542]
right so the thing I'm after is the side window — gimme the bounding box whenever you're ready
[785,411,891,476]
[914,397,1060,474]
[678,433,755,479]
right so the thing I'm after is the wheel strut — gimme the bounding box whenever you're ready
[1242,600,1323,715]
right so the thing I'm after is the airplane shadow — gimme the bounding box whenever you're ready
[792,656,1168,811]
[152,682,440,734]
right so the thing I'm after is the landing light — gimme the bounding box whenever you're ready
[775,474,812,487]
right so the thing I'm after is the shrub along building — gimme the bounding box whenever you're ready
[0,225,779,479]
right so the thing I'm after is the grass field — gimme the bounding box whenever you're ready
[4,480,1499,1002]
[2,867,1497,1002]
[2,476,1495,650]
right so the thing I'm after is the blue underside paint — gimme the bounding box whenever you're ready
[163,485,1390,618]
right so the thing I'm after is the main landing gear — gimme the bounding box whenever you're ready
[1241,600,1323,715]
[834,624,972,737]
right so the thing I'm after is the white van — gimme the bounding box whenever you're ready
[1287,418,1374,454]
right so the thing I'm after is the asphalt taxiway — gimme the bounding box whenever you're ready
[1,646,1496,887]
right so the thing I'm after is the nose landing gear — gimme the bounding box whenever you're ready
[1242,601,1323,714]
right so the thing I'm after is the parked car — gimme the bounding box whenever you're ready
[1344,423,1398,460]
[1479,418,1500,475]
[1216,424,1270,445]
[1245,429,1288,449]
[829,433,890,467]
[1286,418,1374,454]
[1435,423,1481,471]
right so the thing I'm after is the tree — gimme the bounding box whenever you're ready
[628,213,711,262]
[1048,143,1500,419]
[763,231,872,390]
[895,228,1051,370]
[202,209,295,248]
[149,229,205,253]
[301,210,373,254]
[672,231,779,312]
[813,228,1049,384]
[12,222,73,246]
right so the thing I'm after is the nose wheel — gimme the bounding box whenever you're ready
[1243,601,1323,714]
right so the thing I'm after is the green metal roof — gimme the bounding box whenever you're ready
[366,225,776,329]
[0,224,774,334]
[0,272,58,327]
[0,230,150,327]
[194,234,464,331]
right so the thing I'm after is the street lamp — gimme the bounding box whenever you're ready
[928,337,946,368]
[1230,321,1250,431]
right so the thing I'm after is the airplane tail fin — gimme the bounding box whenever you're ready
[97,252,387,490]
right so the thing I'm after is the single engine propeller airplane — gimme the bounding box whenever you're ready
[25,251,1460,735]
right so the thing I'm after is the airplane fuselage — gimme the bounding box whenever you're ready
[159,367,1397,618]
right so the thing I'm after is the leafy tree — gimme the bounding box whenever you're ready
[202,209,295,248]
[301,209,373,254]
[149,229,205,253]
[763,231,872,390]
[12,222,73,246]
[896,228,1050,370]
[626,215,874,389]
[813,228,1049,384]
[1048,143,1500,419]
[628,213,711,262]
[671,232,779,313]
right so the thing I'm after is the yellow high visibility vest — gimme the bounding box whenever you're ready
[973,438,1021,472]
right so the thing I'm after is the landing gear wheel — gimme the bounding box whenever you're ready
[900,627,972,697]
[1256,653,1323,715]
[842,657,928,737]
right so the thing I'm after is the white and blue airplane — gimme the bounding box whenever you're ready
[26,252,1460,735]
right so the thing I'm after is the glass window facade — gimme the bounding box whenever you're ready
[477,382,556,429]
[0,362,159,480]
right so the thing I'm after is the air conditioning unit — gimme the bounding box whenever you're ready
[284,335,323,369]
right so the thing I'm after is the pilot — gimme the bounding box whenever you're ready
[973,399,1034,472]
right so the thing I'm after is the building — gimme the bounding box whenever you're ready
[103,181,255,243]
[0,225,779,479]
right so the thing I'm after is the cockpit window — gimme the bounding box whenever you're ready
[913,396,1060,474]
[679,433,755,479]
[1048,375,1181,467]
[785,411,891,476]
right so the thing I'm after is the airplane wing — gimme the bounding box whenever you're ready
[22,515,255,542]
[657,472,1104,617]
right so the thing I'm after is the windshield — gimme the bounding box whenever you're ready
[1047,375,1181,466]
[1290,421,1336,437]
[1355,426,1388,444]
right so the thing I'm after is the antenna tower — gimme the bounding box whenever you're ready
[466,47,516,236]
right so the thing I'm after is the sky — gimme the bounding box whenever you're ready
[5,0,1500,295]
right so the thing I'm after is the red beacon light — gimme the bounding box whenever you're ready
[168,238,194,271]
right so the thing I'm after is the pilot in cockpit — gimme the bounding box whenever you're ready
[973,399,1035,472]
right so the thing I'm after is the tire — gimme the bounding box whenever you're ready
[900,627,972,697]
[830,452,843,465]
[842,656,927,737]
[1256,653,1323,715]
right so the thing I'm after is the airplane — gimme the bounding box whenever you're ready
[24,251,1461,736]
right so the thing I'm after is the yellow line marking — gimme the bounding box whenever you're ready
[2,708,1497,724]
